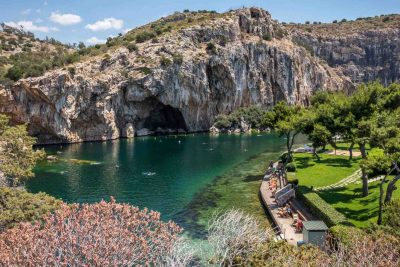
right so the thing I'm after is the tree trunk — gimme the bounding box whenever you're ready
[377,168,395,225]
[286,132,291,165]
[348,142,354,161]
[384,174,400,204]
[359,142,369,197]
[378,179,385,225]
[313,147,320,161]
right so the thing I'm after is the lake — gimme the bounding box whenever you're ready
[27,133,304,237]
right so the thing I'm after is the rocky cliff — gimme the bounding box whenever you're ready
[0,8,398,144]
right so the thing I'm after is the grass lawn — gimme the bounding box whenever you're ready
[289,151,399,228]
[318,180,400,227]
[288,153,361,188]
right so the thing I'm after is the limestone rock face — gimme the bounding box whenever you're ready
[291,28,400,85]
[0,8,398,144]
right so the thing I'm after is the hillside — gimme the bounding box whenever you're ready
[0,8,399,144]
[0,24,74,87]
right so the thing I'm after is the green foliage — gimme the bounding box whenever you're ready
[5,65,23,81]
[0,114,45,186]
[214,114,231,129]
[135,31,156,43]
[279,152,292,164]
[68,67,75,77]
[206,42,217,53]
[296,189,348,227]
[286,162,296,172]
[212,106,267,129]
[172,53,183,64]
[160,56,172,66]
[383,200,400,233]
[1,44,78,84]
[0,187,61,232]
[262,33,272,41]
[139,67,152,75]
[126,43,138,52]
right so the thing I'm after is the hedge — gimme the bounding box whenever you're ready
[296,189,348,227]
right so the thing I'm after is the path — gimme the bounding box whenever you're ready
[315,169,385,191]
[260,168,315,245]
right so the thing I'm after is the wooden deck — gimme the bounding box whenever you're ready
[260,173,315,245]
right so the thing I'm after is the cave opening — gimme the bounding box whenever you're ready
[137,102,188,135]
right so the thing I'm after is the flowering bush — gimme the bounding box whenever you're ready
[0,197,182,266]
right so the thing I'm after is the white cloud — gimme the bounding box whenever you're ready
[86,37,106,44]
[85,18,123,31]
[5,20,58,33]
[50,12,82,25]
[36,9,41,13]
[122,28,131,34]
[36,18,43,23]
[21,9,32,15]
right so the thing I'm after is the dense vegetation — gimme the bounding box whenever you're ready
[0,114,45,186]
[0,187,61,232]
[0,25,77,86]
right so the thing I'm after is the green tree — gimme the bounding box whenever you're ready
[0,187,61,232]
[5,65,23,81]
[0,114,45,187]
[349,83,382,196]
[364,110,400,224]
[308,124,331,161]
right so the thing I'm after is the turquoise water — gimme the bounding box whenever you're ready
[27,133,294,234]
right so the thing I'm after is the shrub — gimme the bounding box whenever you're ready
[5,65,23,81]
[139,67,152,75]
[126,43,138,52]
[183,9,190,13]
[160,56,172,66]
[333,20,338,23]
[275,28,286,39]
[262,33,272,41]
[206,42,217,53]
[68,67,75,77]
[135,31,156,43]
[173,54,184,64]
[279,152,293,164]
[296,190,347,227]
[214,114,232,129]
[0,198,182,266]
[286,162,296,172]
[305,21,310,24]
[208,210,270,266]
[0,188,61,232]
[383,200,400,233]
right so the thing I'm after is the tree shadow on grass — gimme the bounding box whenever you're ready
[295,154,357,170]
[317,183,380,223]
[294,156,315,169]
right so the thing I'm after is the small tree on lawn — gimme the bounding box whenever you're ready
[308,124,331,161]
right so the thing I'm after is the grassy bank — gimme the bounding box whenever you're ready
[289,152,400,227]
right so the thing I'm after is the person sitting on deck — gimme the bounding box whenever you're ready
[295,219,303,233]
[285,204,292,216]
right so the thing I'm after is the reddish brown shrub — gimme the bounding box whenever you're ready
[0,197,182,266]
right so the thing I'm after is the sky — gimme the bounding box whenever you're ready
[1,0,400,45]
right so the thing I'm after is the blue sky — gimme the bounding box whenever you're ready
[1,0,400,45]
